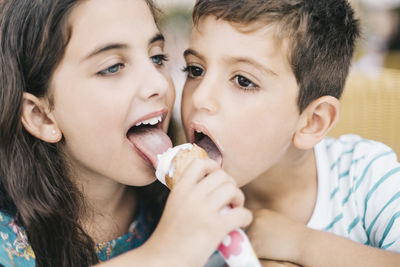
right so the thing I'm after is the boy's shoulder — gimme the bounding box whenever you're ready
[311,135,400,250]
[0,211,35,267]
[315,134,399,186]
[318,134,397,164]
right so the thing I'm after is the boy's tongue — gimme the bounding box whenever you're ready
[127,126,172,169]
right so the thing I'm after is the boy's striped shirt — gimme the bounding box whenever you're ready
[308,135,400,251]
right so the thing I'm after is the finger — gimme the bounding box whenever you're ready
[174,158,220,190]
[195,169,236,196]
[260,260,287,267]
[229,189,245,208]
[220,207,253,231]
[206,181,245,211]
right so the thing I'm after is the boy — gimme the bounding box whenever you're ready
[181,0,400,266]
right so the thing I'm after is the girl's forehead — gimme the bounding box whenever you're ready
[67,0,155,37]
[64,0,158,60]
[68,0,153,27]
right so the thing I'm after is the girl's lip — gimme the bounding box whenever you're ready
[189,121,224,156]
[126,108,171,167]
[127,109,168,132]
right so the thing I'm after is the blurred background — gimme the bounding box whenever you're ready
[155,0,400,157]
[155,0,195,145]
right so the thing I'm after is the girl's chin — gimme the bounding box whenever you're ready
[119,166,157,187]
[124,179,156,187]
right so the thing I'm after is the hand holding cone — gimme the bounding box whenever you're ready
[156,143,261,267]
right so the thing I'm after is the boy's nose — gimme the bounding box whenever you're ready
[191,78,219,114]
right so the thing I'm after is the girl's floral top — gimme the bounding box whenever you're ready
[0,203,158,267]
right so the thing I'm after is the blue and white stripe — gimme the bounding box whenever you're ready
[307,134,400,252]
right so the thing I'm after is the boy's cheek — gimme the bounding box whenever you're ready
[181,90,193,116]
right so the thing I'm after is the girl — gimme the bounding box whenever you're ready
[0,0,252,266]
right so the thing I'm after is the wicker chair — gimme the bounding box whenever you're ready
[328,68,400,158]
[384,52,400,69]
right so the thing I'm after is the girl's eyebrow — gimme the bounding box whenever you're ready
[81,33,165,63]
[149,33,165,45]
[81,43,128,62]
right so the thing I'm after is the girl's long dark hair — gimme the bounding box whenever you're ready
[0,0,162,266]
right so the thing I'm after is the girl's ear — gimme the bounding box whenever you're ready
[293,96,340,150]
[21,92,62,143]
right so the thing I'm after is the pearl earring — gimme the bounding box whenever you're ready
[51,130,57,135]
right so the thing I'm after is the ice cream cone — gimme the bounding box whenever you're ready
[156,143,261,267]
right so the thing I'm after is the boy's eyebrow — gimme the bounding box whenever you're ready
[183,49,205,61]
[184,49,278,77]
[81,33,164,62]
[226,57,278,77]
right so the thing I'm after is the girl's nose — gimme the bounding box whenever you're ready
[138,63,170,100]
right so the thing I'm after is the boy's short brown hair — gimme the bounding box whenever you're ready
[193,0,360,112]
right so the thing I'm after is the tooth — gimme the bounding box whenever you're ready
[150,116,162,125]
[142,119,152,125]
[136,116,162,127]
[149,118,158,125]
[195,130,202,133]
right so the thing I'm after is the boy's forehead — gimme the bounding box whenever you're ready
[190,16,292,72]
[194,16,289,51]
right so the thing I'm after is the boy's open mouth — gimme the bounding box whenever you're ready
[127,113,172,168]
[194,130,222,165]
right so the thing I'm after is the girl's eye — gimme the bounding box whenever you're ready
[233,75,259,90]
[97,63,124,76]
[151,54,169,66]
[182,65,205,78]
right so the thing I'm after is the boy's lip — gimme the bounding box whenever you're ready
[189,121,223,165]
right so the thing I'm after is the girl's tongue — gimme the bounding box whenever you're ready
[127,125,172,168]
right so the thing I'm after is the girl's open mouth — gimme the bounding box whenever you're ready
[127,113,172,168]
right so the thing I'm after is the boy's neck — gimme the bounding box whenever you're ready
[243,147,318,224]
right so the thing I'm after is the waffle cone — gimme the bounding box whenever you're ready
[165,144,208,189]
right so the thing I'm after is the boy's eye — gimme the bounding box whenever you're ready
[97,63,124,76]
[151,54,169,66]
[233,75,259,90]
[183,65,205,78]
